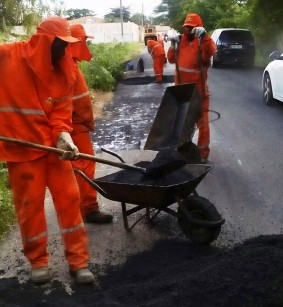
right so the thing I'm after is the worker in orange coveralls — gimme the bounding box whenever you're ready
[157,34,168,63]
[70,24,113,224]
[167,13,216,163]
[147,39,166,83]
[0,17,94,285]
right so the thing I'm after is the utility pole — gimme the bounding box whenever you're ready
[120,0,124,40]
[141,3,144,27]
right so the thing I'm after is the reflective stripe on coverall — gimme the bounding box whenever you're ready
[147,40,166,82]
[0,17,90,270]
[7,154,89,270]
[167,35,216,159]
[71,69,98,216]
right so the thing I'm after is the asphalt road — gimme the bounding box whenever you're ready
[1,43,283,305]
[207,64,283,246]
[94,44,283,249]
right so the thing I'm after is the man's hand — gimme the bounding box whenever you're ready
[192,27,206,38]
[56,132,79,160]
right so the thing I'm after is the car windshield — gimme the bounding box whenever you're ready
[219,31,254,43]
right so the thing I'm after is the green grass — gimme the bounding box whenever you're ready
[0,163,15,241]
[80,42,143,91]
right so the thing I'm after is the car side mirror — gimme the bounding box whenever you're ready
[269,50,281,61]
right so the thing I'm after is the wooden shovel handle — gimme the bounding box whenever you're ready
[0,136,147,174]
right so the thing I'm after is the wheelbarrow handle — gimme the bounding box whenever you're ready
[0,136,148,174]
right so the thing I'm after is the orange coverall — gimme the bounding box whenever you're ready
[0,18,89,271]
[147,39,166,82]
[167,34,216,159]
[71,69,99,216]
[70,24,99,218]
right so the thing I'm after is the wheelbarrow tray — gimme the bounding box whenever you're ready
[92,163,213,208]
[144,83,201,151]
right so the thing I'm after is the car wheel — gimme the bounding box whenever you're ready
[210,56,218,68]
[263,73,274,106]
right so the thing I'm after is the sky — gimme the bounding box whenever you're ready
[63,0,162,18]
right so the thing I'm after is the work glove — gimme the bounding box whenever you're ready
[56,132,79,160]
[170,35,180,49]
[192,27,206,38]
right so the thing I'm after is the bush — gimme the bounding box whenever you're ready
[82,61,116,92]
[0,33,27,43]
[0,163,15,241]
[0,33,12,43]
[80,42,142,91]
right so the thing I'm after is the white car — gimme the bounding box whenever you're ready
[262,51,283,105]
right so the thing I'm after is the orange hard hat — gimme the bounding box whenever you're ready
[37,16,80,43]
[182,13,203,27]
[70,24,94,40]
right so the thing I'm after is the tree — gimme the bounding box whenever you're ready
[181,0,249,31]
[65,8,95,20]
[130,13,151,26]
[153,0,251,32]
[153,0,185,31]
[104,6,131,23]
[247,0,283,53]
[130,13,147,26]
[0,0,20,31]
[0,0,65,34]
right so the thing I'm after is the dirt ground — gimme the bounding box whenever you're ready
[90,90,113,119]
[0,81,283,307]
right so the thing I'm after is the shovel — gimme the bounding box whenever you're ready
[0,136,148,174]
[0,136,188,177]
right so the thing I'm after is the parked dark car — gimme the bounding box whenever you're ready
[210,28,255,68]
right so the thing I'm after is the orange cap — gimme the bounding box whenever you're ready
[70,24,93,62]
[70,24,94,40]
[182,13,203,27]
[37,16,80,43]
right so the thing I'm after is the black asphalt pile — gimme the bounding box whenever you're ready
[95,149,192,185]
[120,75,174,85]
[96,164,200,186]
[1,234,283,306]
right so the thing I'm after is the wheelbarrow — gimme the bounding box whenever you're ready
[0,83,224,244]
[0,133,224,244]
[78,82,224,244]
[74,151,225,244]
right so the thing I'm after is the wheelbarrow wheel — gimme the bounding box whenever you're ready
[178,196,222,244]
